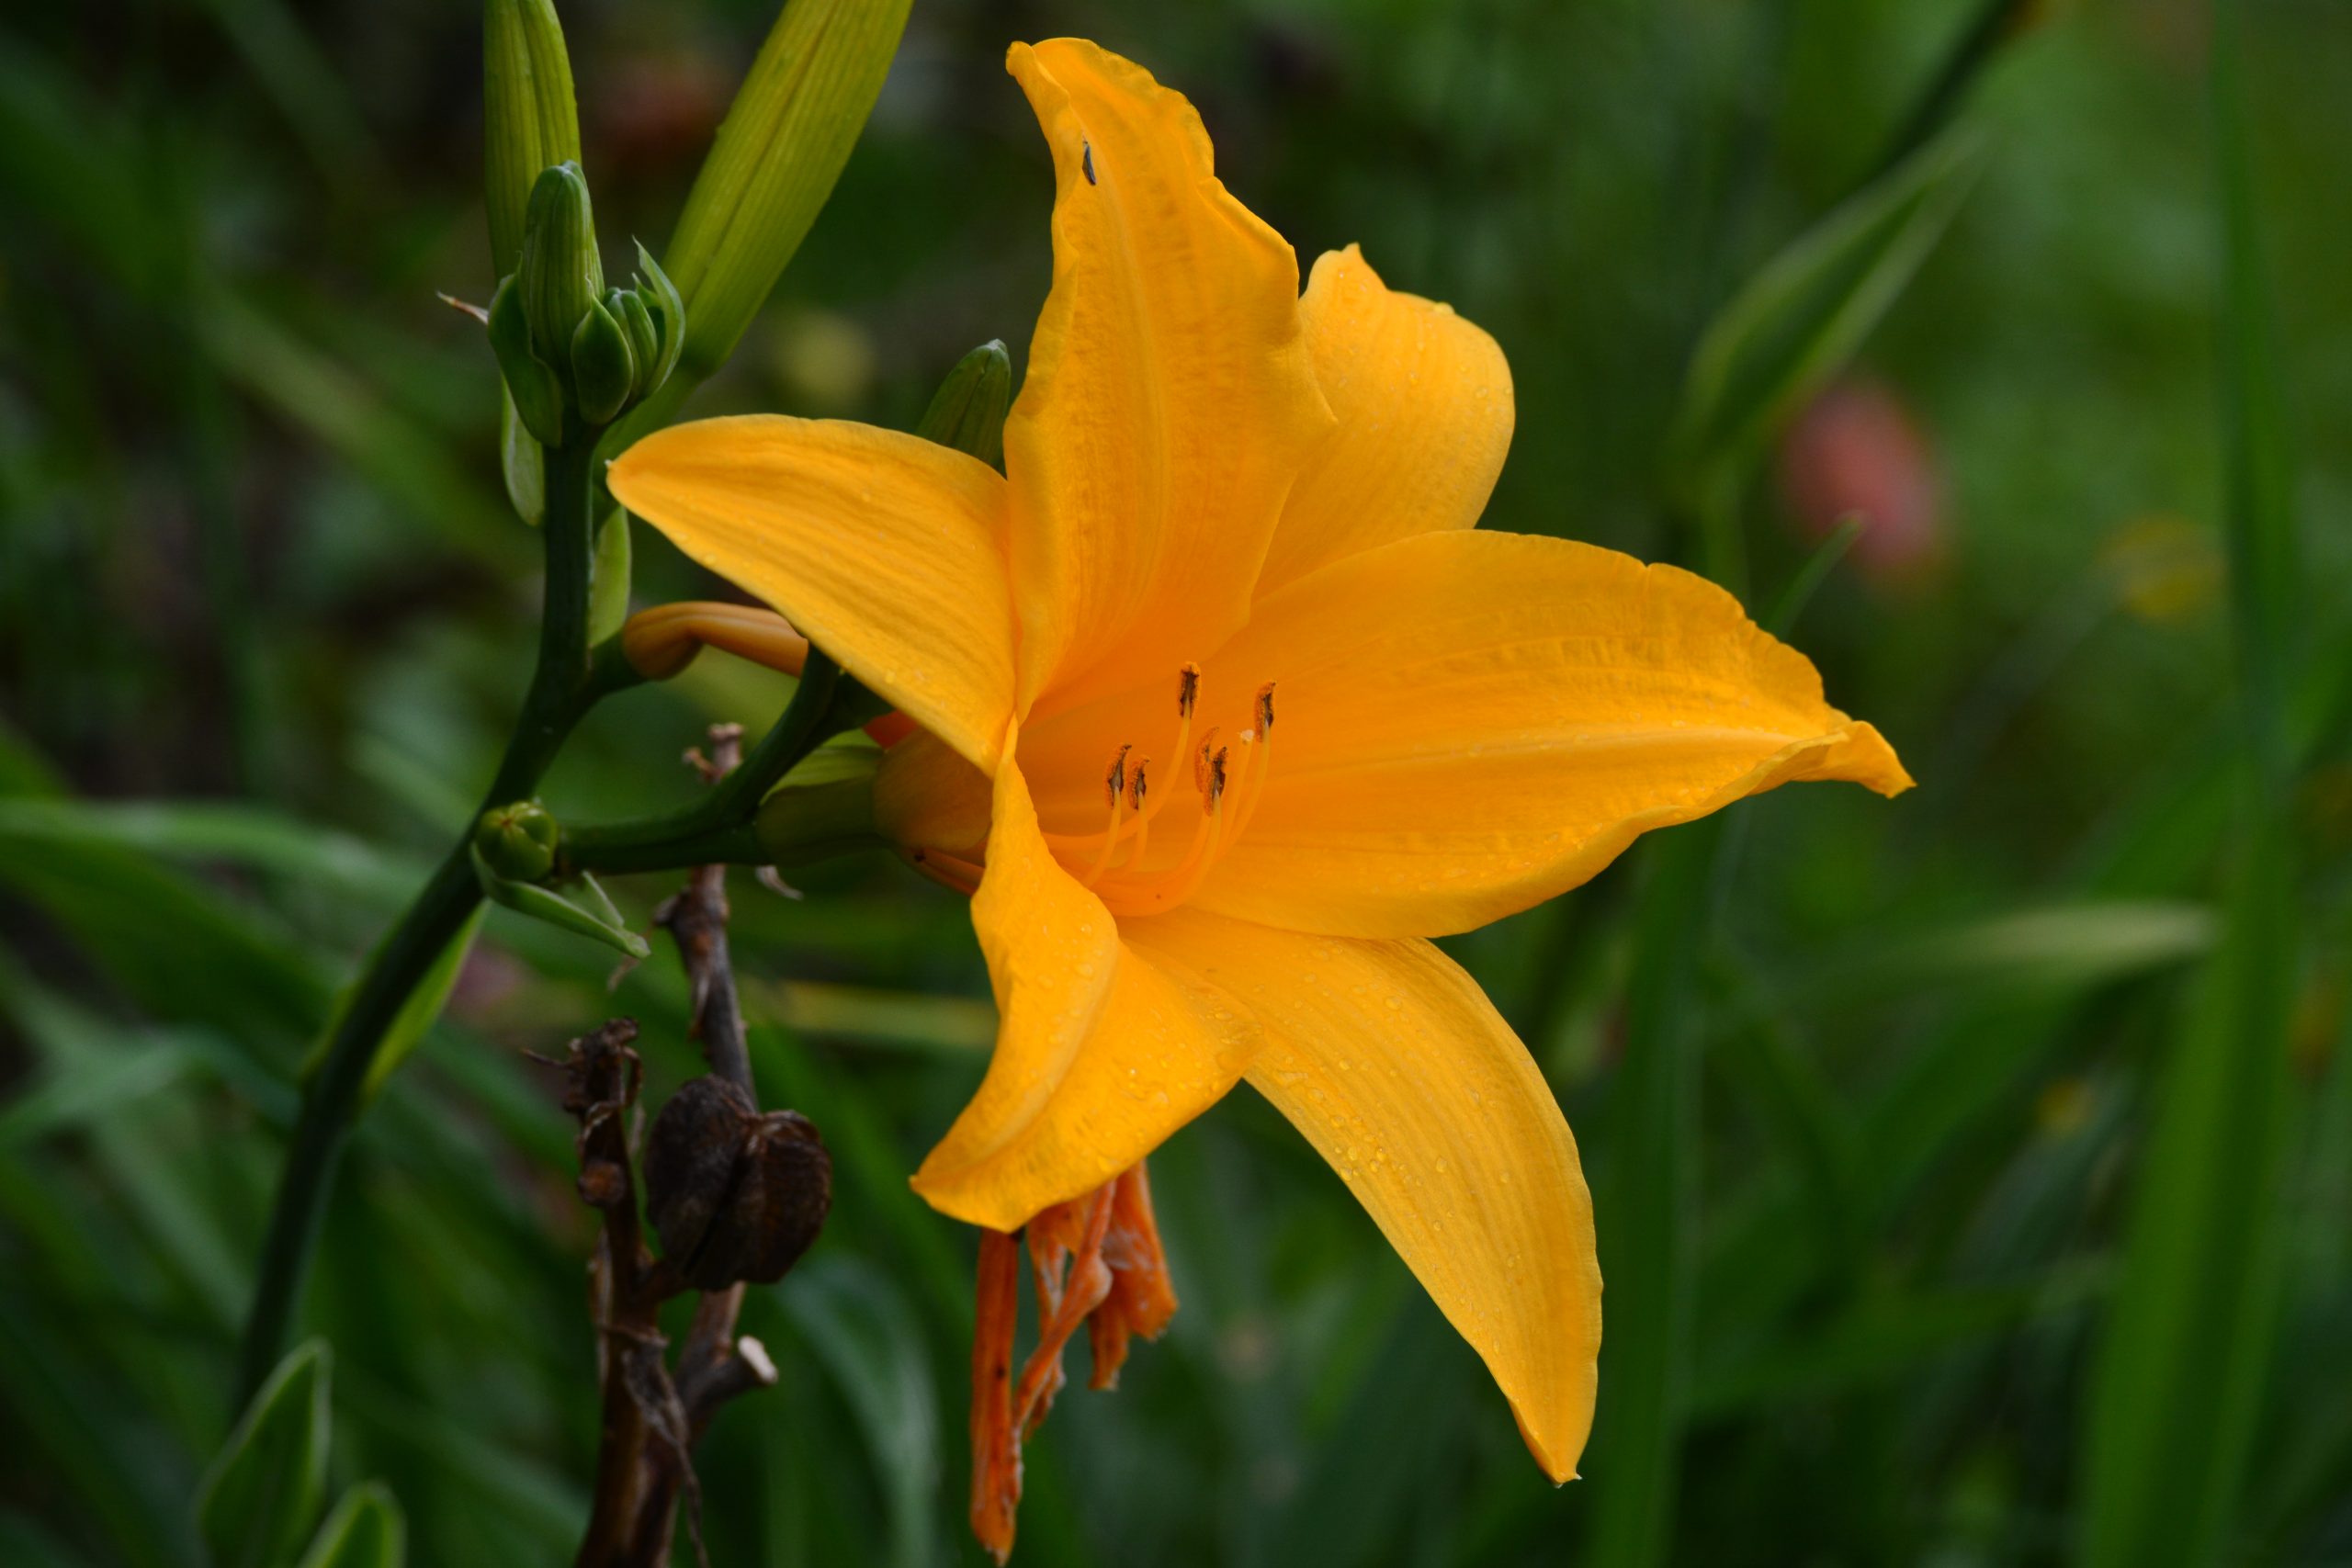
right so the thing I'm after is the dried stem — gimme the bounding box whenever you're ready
[571,724,789,1568]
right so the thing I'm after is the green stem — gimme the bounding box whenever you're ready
[560,649,855,874]
[236,422,605,1400]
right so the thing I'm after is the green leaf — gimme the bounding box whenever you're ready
[356,906,485,1101]
[661,0,911,383]
[294,1483,404,1568]
[196,291,517,556]
[0,801,331,1049]
[0,1038,192,1151]
[1672,127,1981,472]
[775,1258,940,1568]
[197,1339,334,1568]
[1585,817,1724,1568]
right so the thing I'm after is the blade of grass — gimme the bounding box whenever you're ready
[2079,1,2303,1559]
[774,1258,943,1568]
[1585,814,1723,1568]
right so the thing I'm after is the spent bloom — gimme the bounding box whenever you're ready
[612,37,1911,1559]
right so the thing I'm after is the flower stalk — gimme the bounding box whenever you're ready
[238,420,606,1398]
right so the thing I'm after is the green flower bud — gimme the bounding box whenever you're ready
[516,162,604,365]
[662,0,910,382]
[486,275,566,447]
[615,288,661,387]
[571,293,639,425]
[483,0,581,276]
[473,799,560,882]
[916,339,1012,471]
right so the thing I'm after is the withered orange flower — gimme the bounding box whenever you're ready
[610,36,1911,1560]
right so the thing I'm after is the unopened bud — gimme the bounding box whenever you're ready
[483,0,582,276]
[473,799,560,882]
[517,162,604,366]
[644,1076,831,1290]
[615,288,662,386]
[915,339,1012,470]
[571,294,639,425]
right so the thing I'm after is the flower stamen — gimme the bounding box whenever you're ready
[1080,745,1133,886]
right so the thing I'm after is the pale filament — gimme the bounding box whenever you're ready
[1044,663,1196,856]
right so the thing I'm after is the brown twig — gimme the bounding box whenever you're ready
[556,1020,684,1568]
[569,724,800,1567]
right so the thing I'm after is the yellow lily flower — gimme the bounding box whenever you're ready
[610,31,1909,1518]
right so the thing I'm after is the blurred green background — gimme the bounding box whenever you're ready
[4,0,2350,1564]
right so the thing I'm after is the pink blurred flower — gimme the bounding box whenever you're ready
[1777,376,1946,587]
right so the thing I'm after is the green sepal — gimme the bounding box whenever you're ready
[588,505,633,644]
[498,386,545,524]
[516,161,603,365]
[472,799,560,882]
[754,736,883,868]
[915,339,1012,471]
[487,275,565,447]
[632,240,685,390]
[196,1339,333,1568]
[470,845,651,960]
[294,1483,406,1568]
[570,294,638,425]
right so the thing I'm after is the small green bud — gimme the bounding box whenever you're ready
[516,162,604,365]
[571,294,639,425]
[483,0,582,276]
[615,288,662,387]
[473,799,560,882]
[487,276,565,446]
[916,339,1012,471]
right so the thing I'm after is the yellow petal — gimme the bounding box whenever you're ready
[1255,245,1514,595]
[609,415,1017,772]
[1140,910,1599,1481]
[911,742,1260,1230]
[1003,39,1333,716]
[1194,530,1913,937]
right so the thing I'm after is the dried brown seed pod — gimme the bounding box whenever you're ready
[643,1076,754,1269]
[642,1077,831,1290]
